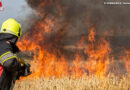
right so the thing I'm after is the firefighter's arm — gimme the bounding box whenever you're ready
[0,51,31,76]
[0,51,22,72]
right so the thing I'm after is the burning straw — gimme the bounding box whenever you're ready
[17,0,130,78]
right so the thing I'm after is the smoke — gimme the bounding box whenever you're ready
[24,0,88,38]
[25,0,130,36]
[22,0,130,57]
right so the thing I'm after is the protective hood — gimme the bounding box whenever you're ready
[0,33,18,44]
[0,33,20,53]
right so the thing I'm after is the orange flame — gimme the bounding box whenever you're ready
[17,20,129,78]
[123,49,130,74]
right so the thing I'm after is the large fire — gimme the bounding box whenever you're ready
[17,0,130,78]
[17,24,129,78]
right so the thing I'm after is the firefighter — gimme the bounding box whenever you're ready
[0,18,31,90]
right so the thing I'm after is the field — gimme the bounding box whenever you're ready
[14,75,130,90]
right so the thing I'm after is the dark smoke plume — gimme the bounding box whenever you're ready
[25,0,130,36]
[23,0,130,57]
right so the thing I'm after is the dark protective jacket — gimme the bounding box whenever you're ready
[0,34,22,90]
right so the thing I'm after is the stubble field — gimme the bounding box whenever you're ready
[14,75,130,90]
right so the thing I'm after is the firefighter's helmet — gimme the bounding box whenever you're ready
[0,18,22,37]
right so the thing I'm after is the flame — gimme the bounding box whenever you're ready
[17,3,129,78]
[17,24,114,78]
[123,49,130,74]
[76,28,111,77]
[18,22,130,78]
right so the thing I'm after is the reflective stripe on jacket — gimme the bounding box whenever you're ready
[0,51,17,65]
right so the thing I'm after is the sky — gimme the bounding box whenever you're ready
[0,0,32,27]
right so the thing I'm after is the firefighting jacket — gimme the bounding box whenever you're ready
[0,41,22,90]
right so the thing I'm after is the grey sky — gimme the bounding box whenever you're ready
[0,0,32,27]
